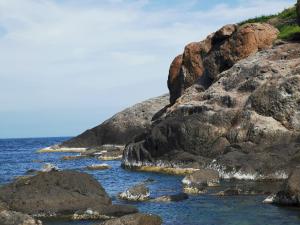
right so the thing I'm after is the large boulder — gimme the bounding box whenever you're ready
[267,168,300,206]
[167,23,278,104]
[0,171,137,219]
[0,210,42,225]
[97,213,162,225]
[123,42,300,180]
[61,94,169,147]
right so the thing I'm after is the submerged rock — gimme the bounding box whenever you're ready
[119,184,150,201]
[0,170,137,219]
[86,164,111,170]
[60,94,169,148]
[151,193,189,202]
[123,42,300,180]
[265,168,300,206]
[96,213,162,225]
[216,188,242,196]
[182,169,220,194]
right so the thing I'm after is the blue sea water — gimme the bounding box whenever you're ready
[0,137,300,225]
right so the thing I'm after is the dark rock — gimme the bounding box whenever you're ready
[119,184,150,201]
[0,210,42,225]
[96,213,162,225]
[60,95,169,148]
[0,170,137,219]
[216,188,242,196]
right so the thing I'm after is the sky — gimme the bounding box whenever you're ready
[0,0,295,138]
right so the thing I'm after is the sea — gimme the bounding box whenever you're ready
[0,137,300,225]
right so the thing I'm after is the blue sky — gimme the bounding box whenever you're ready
[0,0,295,138]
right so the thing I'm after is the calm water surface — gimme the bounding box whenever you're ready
[0,137,299,225]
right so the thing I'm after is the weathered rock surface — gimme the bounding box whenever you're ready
[182,169,220,194]
[266,168,300,206]
[167,23,278,104]
[60,95,169,148]
[0,171,137,219]
[123,42,300,180]
[97,213,162,225]
[0,210,42,225]
[119,184,150,201]
[86,164,111,170]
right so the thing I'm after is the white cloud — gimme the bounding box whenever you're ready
[0,0,295,137]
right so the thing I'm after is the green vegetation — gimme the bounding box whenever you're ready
[239,6,300,40]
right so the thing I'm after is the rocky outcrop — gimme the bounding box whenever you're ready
[0,210,42,225]
[167,23,279,104]
[119,184,150,201]
[123,42,300,180]
[151,193,188,202]
[182,169,219,194]
[265,168,300,206]
[60,94,169,148]
[0,171,137,219]
[97,213,162,225]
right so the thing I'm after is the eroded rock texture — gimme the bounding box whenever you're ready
[124,43,300,179]
[167,23,279,104]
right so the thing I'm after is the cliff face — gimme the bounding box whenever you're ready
[123,42,300,179]
[61,94,169,147]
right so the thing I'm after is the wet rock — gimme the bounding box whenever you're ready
[119,184,150,201]
[216,188,242,196]
[60,95,169,148]
[151,193,188,202]
[41,163,58,172]
[86,164,111,170]
[265,168,300,206]
[0,210,42,225]
[96,213,162,225]
[0,171,137,219]
[182,169,220,194]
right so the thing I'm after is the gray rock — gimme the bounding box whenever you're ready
[0,210,42,225]
[119,184,150,201]
[182,169,220,194]
[60,94,169,148]
[151,193,188,202]
[96,213,162,225]
[0,170,137,219]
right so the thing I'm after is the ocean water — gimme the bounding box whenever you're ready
[0,137,300,225]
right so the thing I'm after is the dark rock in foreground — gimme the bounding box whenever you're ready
[96,213,162,225]
[61,94,169,148]
[0,170,137,219]
[266,168,300,206]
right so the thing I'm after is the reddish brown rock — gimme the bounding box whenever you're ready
[167,23,279,105]
[167,54,183,105]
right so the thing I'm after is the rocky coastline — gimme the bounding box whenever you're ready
[5,2,300,225]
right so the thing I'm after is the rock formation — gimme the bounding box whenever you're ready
[123,42,300,180]
[61,94,169,147]
[167,23,279,104]
[0,171,137,219]
[119,184,150,201]
[97,213,162,225]
[0,210,42,225]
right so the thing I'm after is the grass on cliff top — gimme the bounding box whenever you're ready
[239,6,300,40]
